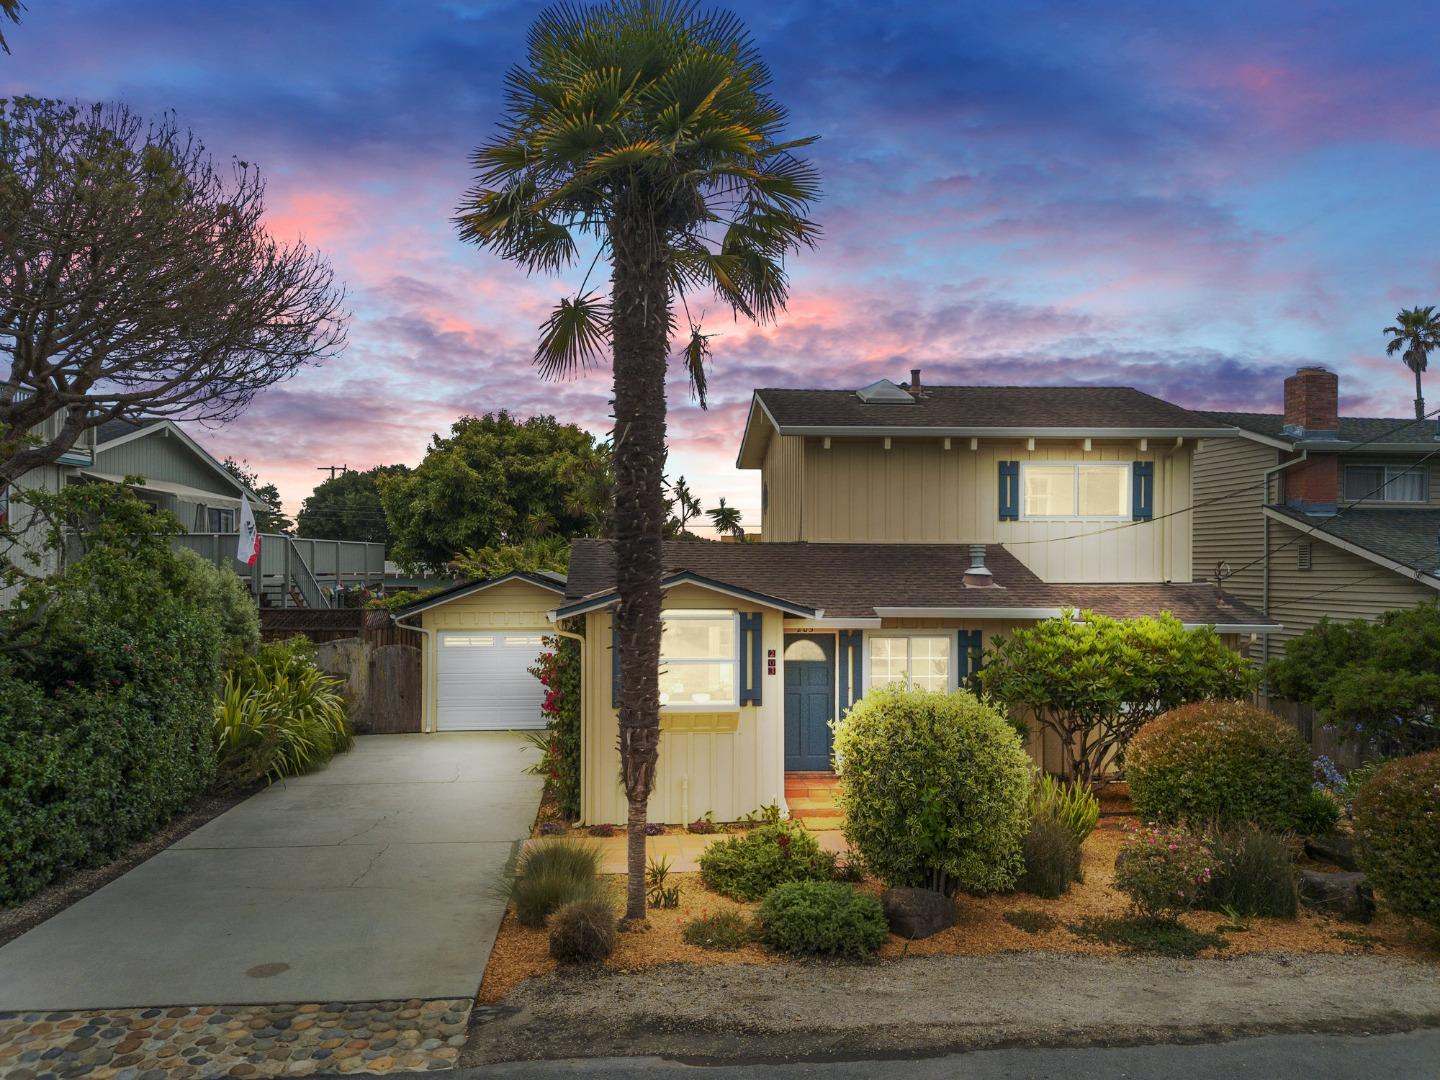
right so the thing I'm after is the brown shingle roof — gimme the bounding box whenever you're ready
[756,386,1233,432]
[563,540,1272,627]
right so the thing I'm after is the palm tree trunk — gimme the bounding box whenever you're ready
[1416,364,1425,422]
[609,209,670,922]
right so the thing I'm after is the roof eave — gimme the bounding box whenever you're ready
[1262,506,1440,590]
[553,570,819,620]
[735,393,782,470]
[390,571,568,619]
[769,424,1238,440]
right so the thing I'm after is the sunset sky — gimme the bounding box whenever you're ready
[6,1,1440,523]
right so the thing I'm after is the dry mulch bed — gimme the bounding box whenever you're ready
[479,819,1438,1005]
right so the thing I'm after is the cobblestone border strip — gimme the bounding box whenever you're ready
[0,998,471,1079]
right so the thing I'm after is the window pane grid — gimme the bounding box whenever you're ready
[1021,463,1130,519]
[659,611,737,708]
[868,635,950,692]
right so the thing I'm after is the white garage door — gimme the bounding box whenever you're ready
[436,631,548,731]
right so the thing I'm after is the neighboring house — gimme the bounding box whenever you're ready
[1193,365,1440,671]
[397,372,1274,825]
[1,403,97,593]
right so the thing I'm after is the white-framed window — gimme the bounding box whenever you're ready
[1020,462,1130,519]
[659,609,738,709]
[1343,462,1428,504]
[866,634,952,693]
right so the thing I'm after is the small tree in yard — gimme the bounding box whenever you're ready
[457,1,819,920]
[0,97,347,485]
[979,611,1257,786]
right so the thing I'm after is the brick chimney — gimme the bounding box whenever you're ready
[1283,366,1339,439]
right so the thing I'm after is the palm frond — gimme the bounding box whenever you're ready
[535,292,612,380]
[678,322,712,408]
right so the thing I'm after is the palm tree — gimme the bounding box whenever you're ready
[456,0,819,920]
[669,475,702,534]
[1,1,22,54]
[707,496,743,538]
[1384,305,1440,421]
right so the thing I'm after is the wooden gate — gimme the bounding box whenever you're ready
[360,643,422,734]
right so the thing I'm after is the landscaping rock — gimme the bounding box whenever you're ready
[1298,870,1375,923]
[1304,833,1359,872]
[881,887,955,939]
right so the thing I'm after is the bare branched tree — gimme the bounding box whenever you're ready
[0,97,348,484]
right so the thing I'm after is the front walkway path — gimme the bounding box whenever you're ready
[0,733,543,1012]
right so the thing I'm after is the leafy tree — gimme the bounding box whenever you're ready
[706,496,743,538]
[380,412,609,574]
[979,611,1258,786]
[456,0,819,919]
[222,458,292,532]
[296,465,409,547]
[0,98,347,485]
[451,535,571,579]
[1267,605,1440,758]
[1383,305,1440,421]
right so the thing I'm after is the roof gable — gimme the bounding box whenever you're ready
[389,571,568,618]
[93,419,258,502]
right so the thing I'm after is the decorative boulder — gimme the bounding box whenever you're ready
[1298,870,1375,923]
[881,887,956,939]
[1304,833,1359,872]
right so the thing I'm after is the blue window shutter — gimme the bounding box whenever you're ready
[1132,461,1154,521]
[838,630,863,710]
[957,629,983,686]
[739,612,763,705]
[610,621,621,709]
[998,461,1020,520]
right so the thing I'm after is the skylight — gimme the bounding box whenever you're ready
[855,379,915,404]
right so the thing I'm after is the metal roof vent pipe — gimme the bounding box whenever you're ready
[962,543,996,588]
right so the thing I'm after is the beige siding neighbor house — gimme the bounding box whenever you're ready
[397,372,1275,824]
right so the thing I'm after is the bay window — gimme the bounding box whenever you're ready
[1021,462,1130,519]
[658,609,737,708]
[868,635,952,692]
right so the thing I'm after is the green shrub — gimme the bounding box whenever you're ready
[1353,751,1440,928]
[548,897,618,963]
[213,653,351,788]
[1298,789,1342,836]
[833,685,1032,894]
[698,822,837,902]
[756,881,889,959]
[528,636,581,819]
[1113,825,1217,919]
[509,838,603,928]
[1126,701,1312,832]
[682,910,751,950]
[1070,916,1227,958]
[1205,824,1298,918]
[1020,817,1082,899]
[1033,773,1100,846]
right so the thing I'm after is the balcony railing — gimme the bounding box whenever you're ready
[174,533,386,609]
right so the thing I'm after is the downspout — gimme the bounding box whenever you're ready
[1260,451,1307,695]
[393,611,435,733]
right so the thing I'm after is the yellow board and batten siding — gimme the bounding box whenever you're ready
[415,579,560,733]
[580,584,786,827]
[761,434,1191,583]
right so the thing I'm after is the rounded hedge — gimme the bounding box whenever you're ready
[698,822,837,902]
[756,881,888,958]
[1126,701,1312,832]
[833,686,1032,894]
[1353,751,1440,928]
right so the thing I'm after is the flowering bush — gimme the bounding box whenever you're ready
[528,635,581,819]
[1113,825,1217,919]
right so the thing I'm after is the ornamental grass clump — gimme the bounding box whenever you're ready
[1113,825,1217,919]
[1353,751,1440,929]
[1126,701,1312,832]
[1032,773,1100,847]
[548,897,618,963]
[698,822,837,902]
[756,881,889,959]
[833,685,1032,895]
[1019,817,1083,899]
[509,838,603,928]
[1204,823,1298,919]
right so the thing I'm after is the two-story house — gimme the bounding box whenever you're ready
[1193,365,1440,674]
[396,373,1273,825]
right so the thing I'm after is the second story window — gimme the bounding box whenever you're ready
[1021,463,1130,519]
[1343,463,1428,504]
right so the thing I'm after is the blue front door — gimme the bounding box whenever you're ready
[784,634,836,772]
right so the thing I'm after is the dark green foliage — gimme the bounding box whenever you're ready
[1298,789,1342,837]
[1069,916,1228,958]
[698,822,837,902]
[0,485,230,905]
[1127,701,1313,832]
[297,465,410,548]
[1205,825,1299,919]
[1004,908,1058,934]
[1267,607,1440,758]
[548,897,618,963]
[509,839,603,928]
[528,636,582,819]
[1020,817,1082,899]
[221,458,291,532]
[1033,773,1100,846]
[682,910,751,951]
[379,412,610,574]
[1353,752,1440,928]
[756,881,889,959]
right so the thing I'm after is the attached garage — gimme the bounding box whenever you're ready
[391,572,567,734]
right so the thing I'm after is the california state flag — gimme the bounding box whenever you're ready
[236,496,260,566]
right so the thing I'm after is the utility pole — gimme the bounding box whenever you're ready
[316,465,348,481]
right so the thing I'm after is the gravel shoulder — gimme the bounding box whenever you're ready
[463,951,1440,1065]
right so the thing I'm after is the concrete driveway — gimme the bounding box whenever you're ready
[0,733,543,1010]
